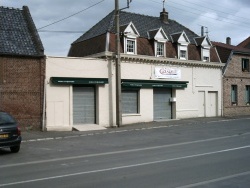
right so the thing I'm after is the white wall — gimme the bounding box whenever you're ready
[46,56,222,130]
[46,57,110,131]
[120,62,222,124]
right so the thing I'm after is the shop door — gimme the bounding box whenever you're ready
[73,86,95,124]
[208,91,217,117]
[153,88,172,120]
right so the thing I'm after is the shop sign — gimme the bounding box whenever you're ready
[155,67,181,79]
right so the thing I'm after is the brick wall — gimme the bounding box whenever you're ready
[0,56,45,130]
[223,54,250,116]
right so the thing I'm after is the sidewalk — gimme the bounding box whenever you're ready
[21,116,250,141]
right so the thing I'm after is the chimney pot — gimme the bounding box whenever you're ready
[160,8,168,23]
[226,37,231,45]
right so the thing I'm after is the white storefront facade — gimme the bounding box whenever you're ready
[45,55,224,131]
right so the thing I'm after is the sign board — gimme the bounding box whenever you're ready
[155,67,181,79]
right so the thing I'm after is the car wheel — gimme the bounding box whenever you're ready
[10,145,20,153]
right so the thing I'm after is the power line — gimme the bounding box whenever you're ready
[38,0,106,30]
[38,30,85,33]
[169,1,249,26]
[148,0,250,30]
[178,0,250,23]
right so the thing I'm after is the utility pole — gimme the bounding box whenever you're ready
[115,0,122,127]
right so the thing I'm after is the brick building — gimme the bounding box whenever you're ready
[213,39,250,116]
[0,6,45,130]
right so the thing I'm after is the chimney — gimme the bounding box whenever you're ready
[160,8,168,23]
[226,37,231,45]
[201,26,204,36]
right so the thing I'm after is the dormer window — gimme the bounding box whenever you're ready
[171,31,190,60]
[194,36,212,62]
[121,22,140,55]
[180,49,187,59]
[156,42,164,56]
[126,39,136,54]
[148,27,168,57]
[202,48,210,62]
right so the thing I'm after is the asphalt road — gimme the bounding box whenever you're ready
[1,117,250,188]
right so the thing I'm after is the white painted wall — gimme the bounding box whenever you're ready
[120,62,222,124]
[46,56,222,131]
[46,56,110,131]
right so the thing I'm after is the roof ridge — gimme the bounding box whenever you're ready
[0,6,22,10]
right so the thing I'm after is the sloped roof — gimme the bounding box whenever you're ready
[0,6,44,56]
[73,10,199,44]
[212,41,250,63]
[213,42,250,53]
[237,36,250,49]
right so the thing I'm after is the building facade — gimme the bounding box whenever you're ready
[0,6,45,130]
[45,55,223,131]
[213,41,250,116]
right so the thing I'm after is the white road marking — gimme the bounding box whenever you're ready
[2,133,250,169]
[0,145,250,187]
[176,171,250,188]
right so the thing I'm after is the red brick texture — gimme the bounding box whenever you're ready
[223,54,250,116]
[0,56,45,130]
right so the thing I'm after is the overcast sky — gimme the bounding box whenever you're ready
[2,0,250,56]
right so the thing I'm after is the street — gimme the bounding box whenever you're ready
[1,117,250,188]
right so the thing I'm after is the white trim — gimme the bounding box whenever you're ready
[124,37,137,55]
[154,41,166,57]
[105,32,110,52]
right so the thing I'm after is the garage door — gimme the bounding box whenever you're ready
[153,88,172,120]
[73,86,95,124]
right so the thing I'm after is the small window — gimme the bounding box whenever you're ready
[242,59,250,72]
[180,50,187,59]
[122,90,139,114]
[203,56,209,62]
[202,48,210,62]
[126,39,136,54]
[156,42,164,57]
[246,86,250,104]
[231,85,237,105]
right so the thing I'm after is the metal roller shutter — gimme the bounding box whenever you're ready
[73,86,95,124]
[153,88,172,120]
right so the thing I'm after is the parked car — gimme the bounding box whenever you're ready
[0,112,21,153]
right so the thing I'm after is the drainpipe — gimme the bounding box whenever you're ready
[42,77,46,132]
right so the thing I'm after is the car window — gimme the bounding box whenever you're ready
[0,112,16,125]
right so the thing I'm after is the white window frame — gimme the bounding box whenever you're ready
[124,37,137,55]
[178,45,188,60]
[202,48,210,62]
[155,41,165,57]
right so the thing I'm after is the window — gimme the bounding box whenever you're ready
[126,39,136,54]
[203,56,209,62]
[242,59,250,72]
[122,90,139,114]
[246,86,250,104]
[156,42,164,57]
[180,50,187,59]
[202,48,210,62]
[231,85,237,105]
[179,45,188,60]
